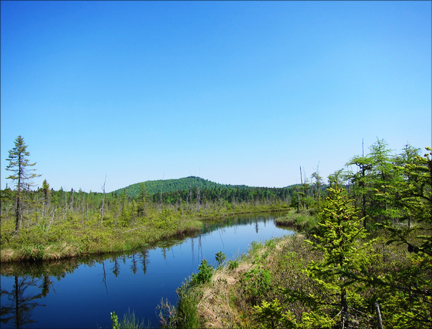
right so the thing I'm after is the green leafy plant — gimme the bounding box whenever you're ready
[111,312,120,329]
[242,267,272,305]
[110,309,147,329]
[190,259,213,286]
[227,260,239,270]
[253,299,297,329]
[215,251,226,267]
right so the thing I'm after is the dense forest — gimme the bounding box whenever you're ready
[112,176,251,198]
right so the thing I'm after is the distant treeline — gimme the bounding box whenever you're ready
[153,186,298,205]
[1,137,426,233]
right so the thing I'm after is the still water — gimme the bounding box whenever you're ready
[0,212,293,328]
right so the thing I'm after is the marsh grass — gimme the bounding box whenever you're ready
[0,214,203,262]
[109,309,150,329]
[274,209,318,231]
[1,202,289,263]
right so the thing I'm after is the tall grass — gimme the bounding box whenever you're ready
[110,309,149,329]
[274,209,318,231]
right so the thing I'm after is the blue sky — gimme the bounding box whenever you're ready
[1,1,431,192]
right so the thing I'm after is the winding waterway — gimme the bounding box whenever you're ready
[0,212,293,328]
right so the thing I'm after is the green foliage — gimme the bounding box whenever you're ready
[110,309,147,329]
[283,186,373,327]
[5,136,40,191]
[111,312,120,329]
[175,283,202,329]
[158,298,178,329]
[165,142,431,329]
[253,299,297,329]
[190,259,213,286]
[265,239,276,249]
[113,177,232,197]
[227,260,239,270]
[215,251,226,267]
[5,135,41,232]
[356,147,432,328]
[345,139,422,228]
[242,267,273,305]
[274,209,317,232]
[42,179,50,203]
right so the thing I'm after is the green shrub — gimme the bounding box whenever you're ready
[242,267,272,305]
[175,282,202,329]
[215,251,226,267]
[228,260,239,270]
[190,259,213,286]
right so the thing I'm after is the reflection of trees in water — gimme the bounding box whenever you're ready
[191,237,195,264]
[111,259,120,277]
[102,262,108,293]
[189,234,204,262]
[200,213,280,234]
[40,275,55,297]
[0,212,286,301]
[140,251,150,275]
[218,228,225,248]
[130,254,138,274]
[198,234,203,260]
[0,276,46,329]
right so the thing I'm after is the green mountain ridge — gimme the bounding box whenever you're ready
[113,176,256,198]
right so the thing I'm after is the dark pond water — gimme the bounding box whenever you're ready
[0,212,293,328]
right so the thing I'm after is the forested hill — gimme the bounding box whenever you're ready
[112,176,251,197]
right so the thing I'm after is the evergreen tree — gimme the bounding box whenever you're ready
[350,147,432,328]
[137,182,147,217]
[42,179,50,205]
[283,186,373,328]
[346,151,373,227]
[367,138,399,222]
[5,135,40,233]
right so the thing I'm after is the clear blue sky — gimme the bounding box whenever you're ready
[1,1,431,192]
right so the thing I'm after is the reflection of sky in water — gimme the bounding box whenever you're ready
[0,214,293,328]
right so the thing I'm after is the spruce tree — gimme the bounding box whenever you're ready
[373,147,432,327]
[283,186,373,328]
[5,135,40,233]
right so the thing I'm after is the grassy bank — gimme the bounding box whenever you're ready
[273,208,318,231]
[163,231,429,328]
[0,204,289,263]
[0,215,203,263]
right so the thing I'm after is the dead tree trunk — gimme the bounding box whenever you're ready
[100,177,106,227]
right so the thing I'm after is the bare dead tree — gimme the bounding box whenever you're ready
[63,193,67,220]
[297,166,302,212]
[159,172,165,211]
[375,302,383,329]
[86,190,90,222]
[100,176,106,227]
[196,176,201,213]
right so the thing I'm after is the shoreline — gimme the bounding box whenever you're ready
[0,207,289,263]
